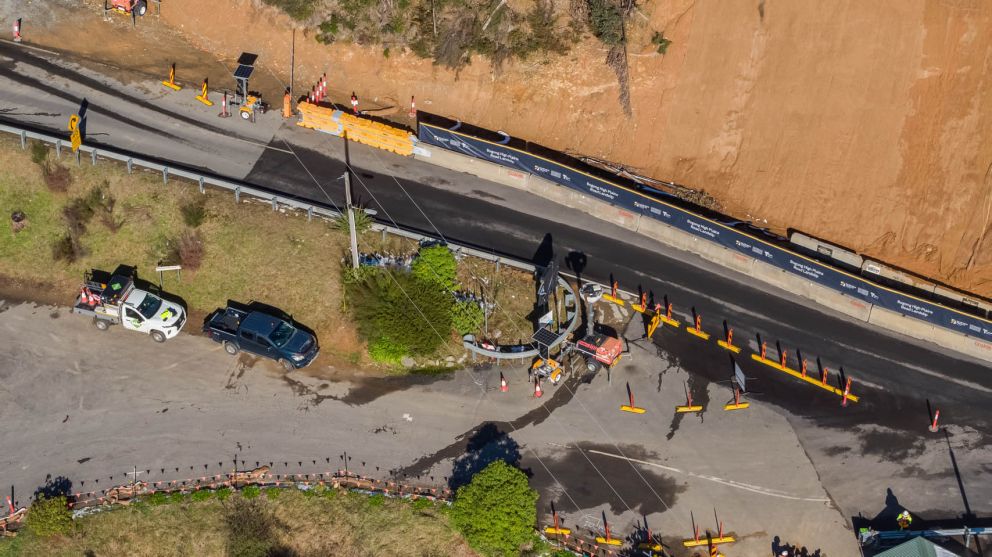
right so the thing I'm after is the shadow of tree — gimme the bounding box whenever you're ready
[448,423,531,492]
[34,475,72,500]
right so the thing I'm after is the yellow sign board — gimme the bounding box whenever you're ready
[68,114,81,153]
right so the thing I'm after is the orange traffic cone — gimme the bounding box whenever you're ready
[534,379,543,398]
[500,373,508,392]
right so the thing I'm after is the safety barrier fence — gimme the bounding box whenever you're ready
[415,112,992,346]
[296,102,415,156]
[0,460,672,557]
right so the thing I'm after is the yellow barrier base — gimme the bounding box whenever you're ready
[683,536,735,547]
[602,294,625,307]
[716,340,741,353]
[620,405,646,414]
[195,95,214,107]
[544,527,571,536]
[595,537,623,546]
[724,402,750,411]
[162,81,181,91]
[750,354,859,403]
[638,542,663,552]
[676,405,703,413]
[660,316,681,328]
[632,304,646,313]
[686,327,710,340]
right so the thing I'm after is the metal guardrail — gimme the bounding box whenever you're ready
[0,122,580,358]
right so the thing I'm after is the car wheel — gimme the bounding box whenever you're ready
[223,342,239,355]
[279,359,294,372]
[585,359,601,373]
[150,330,166,343]
[94,319,110,331]
[240,110,251,120]
[135,1,146,15]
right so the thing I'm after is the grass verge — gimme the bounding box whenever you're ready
[0,489,475,557]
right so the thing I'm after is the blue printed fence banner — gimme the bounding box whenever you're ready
[417,116,992,343]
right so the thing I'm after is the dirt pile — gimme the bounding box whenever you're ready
[16,0,992,297]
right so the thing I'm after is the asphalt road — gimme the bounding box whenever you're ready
[2,37,991,555]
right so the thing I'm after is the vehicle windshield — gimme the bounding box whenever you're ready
[270,321,296,348]
[137,294,163,320]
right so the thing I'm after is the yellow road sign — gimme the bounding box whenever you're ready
[68,114,81,152]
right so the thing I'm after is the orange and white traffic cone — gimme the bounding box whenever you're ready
[500,373,508,393]
[534,379,543,398]
[409,96,417,118]
[218,91,231,118]
[13,18,22,42]
[351,92,359,114]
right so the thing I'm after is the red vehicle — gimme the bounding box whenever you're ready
[108,0,148,17]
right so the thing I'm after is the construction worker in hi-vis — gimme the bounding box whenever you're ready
[897,510,912,529]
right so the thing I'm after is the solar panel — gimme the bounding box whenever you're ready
[236,52,258,66]
[531,327,558,347]
[233,64,255,80]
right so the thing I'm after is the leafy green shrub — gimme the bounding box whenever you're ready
[348,269,454,359]
[412,245,457,289]
[411,497,434,511]
[452,299,484,335]
[368,337,406,364]
[30,140,48,166]
[216,487,232,501]
[264,488,281,500]
[450,461,538,557]
[148,492,169,506]
[260,0,315,20]
[367,493,385,507]
[191,489,213,502]
[586,0,624,45]
[241,486,261,500]
[333,209,373,235]
[25,496,72,538]
[169,491,186,505]
[651,31,671,54]
[180,198,207,228]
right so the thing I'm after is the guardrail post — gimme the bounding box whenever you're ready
[271,197,277,211]
[162,167,169,185]
[56,140,62,158]
[91,149,97,165]
[75,149,81,166]
[126,158,133,174]
[198,177,205,194]
[20,131,26,150]
[234,186,241,203]
[307,206,313,222]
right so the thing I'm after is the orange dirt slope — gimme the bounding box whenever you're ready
[98,0,992,297]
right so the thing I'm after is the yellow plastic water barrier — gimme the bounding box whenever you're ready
[297,102,415,156]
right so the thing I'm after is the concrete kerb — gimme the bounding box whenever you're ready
[416,143,992,363]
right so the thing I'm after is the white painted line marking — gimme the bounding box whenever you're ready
[587,449,832,502]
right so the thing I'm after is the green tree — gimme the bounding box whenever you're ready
[450,460,538,557]
[412,245,458,290]
[25,496,72,537]
[350,269,453,357]
[586,0,624,45]
[452,299,484,335]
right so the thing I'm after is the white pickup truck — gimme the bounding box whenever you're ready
[72,271,186,342]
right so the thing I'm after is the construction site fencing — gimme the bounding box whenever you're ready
[415,112,992,346]
[0,458,660,557]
